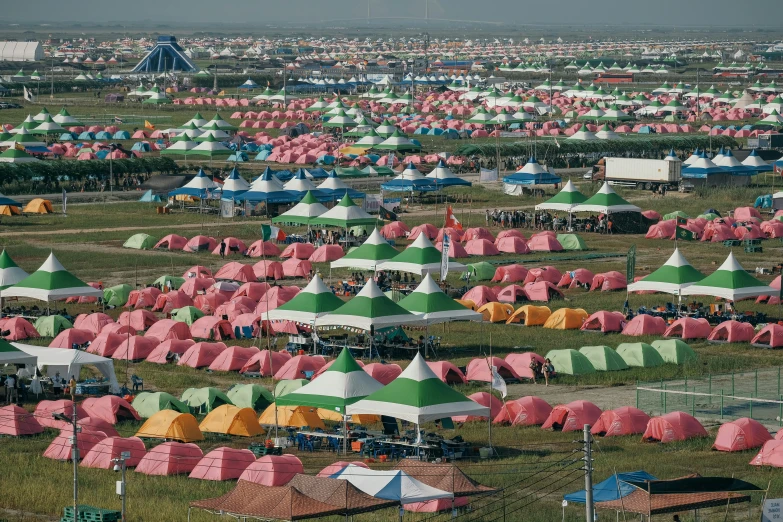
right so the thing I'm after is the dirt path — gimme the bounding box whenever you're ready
[506,381,636,412]
[1,220,261,237]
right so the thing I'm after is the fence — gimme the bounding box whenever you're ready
[636,367,783,426]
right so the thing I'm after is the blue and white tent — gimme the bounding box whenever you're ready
[237,78,259,90]
[565,471,656,504]
[681,153,726,179]
[381,162,437,192]
[317,172,366,200]
[330,465,453,504]
[219,167,250,198]
[139,190,163,203]
[426,159,471,187]
[168,169,219,197]
[503,157,561,189]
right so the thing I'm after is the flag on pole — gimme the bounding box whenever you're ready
[23,86,36,103]
[379,206,397,222]
[113,116,124,124]
[144,120,156,130]
[626,244,636,284]
[445,205,463,230]
[490,365,507,398]
[62,189,67,215]
[440,234,451,281]
[675,226,694,241]
[261,224,286,241]
[676,216,688,226]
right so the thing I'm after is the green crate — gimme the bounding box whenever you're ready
[62,505,120,522]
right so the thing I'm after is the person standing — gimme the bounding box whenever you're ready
[52,372,63,396]
[4,374,15,404]
[219,240,227,258]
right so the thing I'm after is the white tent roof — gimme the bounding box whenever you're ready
[329,465,453,503]
[14,344,120,393]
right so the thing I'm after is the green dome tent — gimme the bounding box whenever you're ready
[651,339,697,365]
[226,384,274,411]
[578,345,628,371]
[465,262,496,281]
[662,211,688,221]
[132,392,191,418]
[556,234,587,251]
[33,315,73,337]
[152,275,185,290]
[123,233,157,250]
[544,349,596,375]
[180,387,233,414]
[171,306,205,325]
[275,379,309,397]
[103,284,133,307]
[616,343,665,368]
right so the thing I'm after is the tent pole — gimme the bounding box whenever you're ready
[343,414,348,456]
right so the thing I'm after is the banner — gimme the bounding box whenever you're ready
[362,194,382,213]
[626,244,636,284]
[762,499,783,522]
[479,168,498,182]
[440,234,450,281]
[490,365,507,398]
[220,199,234,218]
[62,189,67,215]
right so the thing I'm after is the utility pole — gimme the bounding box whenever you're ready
[113,451,130,522]
[583,424,595,522]
[53,385,80,521]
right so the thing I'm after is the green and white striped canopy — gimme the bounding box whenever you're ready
[276,348,383,411]
[317,279,426,331]
[377,234,466,276]
[330,228,399,271]
[1,253,102,301]
[271,191,328,225]
[0,250,28,291]
[347,352,489,424]
[573,182,640,213]
[680,252,775,301]
[627,248,704,295]
[534,180,587,212]
[265,275,344,323]
[398,274,482,324]
[310,194,377,228]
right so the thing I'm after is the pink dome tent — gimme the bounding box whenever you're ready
[494,236,530,254]
[44,430,106,461]
[591,407,651,437]
[493,396,552,426]
[664,317,713,339]
[492,264,528,283]
[154,234,188,250]
[281,243,316,260]
[309,245,345,262]
[178,342,229,368]
[380,221,410,239]
[590,271,627,292]
[86,333,126,358]
[466,357,518,382]
[363,363,402,385]
[0,405,44,436]
[408,223,438,240]
[505,352,546,380]
[112,336,158,362]
[152,291,194,314]
[461,286,497,308]
[523,281,563,302]
[184,236,218,253]
[558,269,595,289]
[750,440,783,468]
[145,339,195,364]
[190,316,233,340]
[436,240,469,258]
[246,240,282,258]
[281,258,312,278]
[211,237,248,256]
[273,354,326,380]
[145,319,192,342]
[453,392,503,423]
[462,227,495,242]
[464,239,500,256]
[752,324,783,348]
[239,455,304,486]
[541,400,602,432]
[214,262,257,283]
[81,437,147,469]
[425,361,467,384]
[126,287,162,309]
[73,313,114,335]
[81,396,140,424]
[118,309,158,331]
[1,317,39,340]
[49,328,95,348]
[253,260,284,280]
[580,311,626,333]
[35,400,87,429]
[189,447,256,481]
[240,350,292,376]
[621,315,667,336]
[643,412,708,443]
[527,235,563,252]
[713,418,772,452]
[645,220,676,239]
[208,346,260,372]
[524,266,562,285]
[232,282,272,302]
[707,320,755,343]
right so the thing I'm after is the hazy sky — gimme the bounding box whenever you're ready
[5,0,782,27]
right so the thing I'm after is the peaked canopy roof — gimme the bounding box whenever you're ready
[317,279,426,331]
[535,180,588,211]
[627,248,705,295]
[310,194,376,228]
[347,353,489,425]
[330,228,399,271]
[680,252,775,301]
[276,349,383,412]
[573,182,641,213]
[377,234,466,276]
[398,274,482,324]
[2,253,103,301]
[329,465,453,504]
[265,275,344,323]
[271,191,328,225]
[0,250,28,290]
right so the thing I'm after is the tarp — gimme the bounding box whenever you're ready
[564,471,657,504]
[329,465,454,503]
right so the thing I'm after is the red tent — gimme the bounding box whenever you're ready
[215,300,255,322]
[505,352,545,380]
[436,240,469,258]
[494,396,552,426]
[77,416,120,437]
[190,316,233,340]
[496,229,526,241]
[255,286,300,313]
[212,237,247,256]
[750,440,783,467]
[708,320,755,343]
[590,271,627,292]
[81,437,147,469]
[642,210,662,223]
[146,339,195,364]
[622,315,667,336]
[463,227,494,242]
[126,287,162,309]
[82,396,140,424]
[317,460,369,478]
[645,220,676,239]
[101,323,134,336]
[240,350,292,376]
[380,221,410,239]
[408,223,438,240]
[0,317,39,340]
[664,317,713,340]
[35,400,87,429]
[557,269,595,289]
[180,277,216,298]
[73,313,114,335]
[492,264,528,283]
[281,259,312,278]
[493,284,523,304]
[524,266,562,285]
[436,227,464,243]
[464,239,500,256]
[453,392,502,422]
[461,286,497,307]
[581,311,626,333]
[189,447,256,480]
[178,342,229,368]
[713,418,772,452]
[239,455,304,486]
[734,224,764,240]
[145,319,192,342]
[253,260,284,280]
[527,235,563,252]
[591,406,651,437]
[363,363,402,385]
[752,324,783,348]
[118,310,158,331]
[111,335,158,362]
[312,358,365,380]
[49,328,95,348]
[183,265,213,279]
[232,282,271,302]
[214,262,257,283]
[761,220,783,238]
[425,361,467,384]
[0,404,44,436]
[309,245,345,262]
[405,498,470,514]
[523,281,563,302]
[154,234,188,250]
[184,236,218,253]
[734,206,761,221]
[280,242,315,260]
[541,400,602,432]
[274,355,326,380]
[466,357,518,382]
[701,222,735,242]
[44,430,106,461]
[246,240,282,257]
[643,412,707,443]
[494,236,530,254]
[135,441,204,476]
[152,290,194,314]
[208,346,260,372]
[85,333,126,358]
[194,293,229,314]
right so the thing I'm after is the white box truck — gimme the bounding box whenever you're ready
[592,157,682,190]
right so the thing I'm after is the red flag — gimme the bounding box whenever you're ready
[445,205,463,230]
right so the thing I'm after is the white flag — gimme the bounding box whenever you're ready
[440,233,450,281]
[23,86,36,103]
[62,189,67,215]
[490,365,507,398]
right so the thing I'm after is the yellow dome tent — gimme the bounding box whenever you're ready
[543,308,588,330]
[23,198,53,214]
[477,302,514,323]
[199,405,265,437]
[0,205,21,216]
[455,299,477,311]
[135,410,204,443]
[506,305,552,326]
[258,404,325,430]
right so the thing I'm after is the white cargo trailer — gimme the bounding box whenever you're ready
[596,158,681,190]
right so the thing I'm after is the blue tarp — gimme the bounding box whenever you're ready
[139,190,163,203]
[755,194,772,208]
[564,471,657,504]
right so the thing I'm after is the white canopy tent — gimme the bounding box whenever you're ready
[14,344,120,393]
[329,465,453,504]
